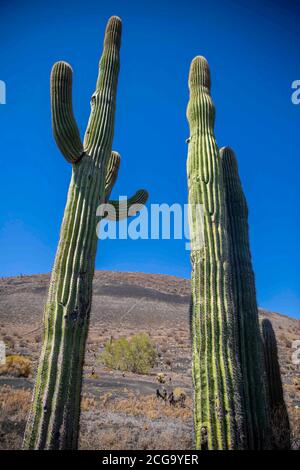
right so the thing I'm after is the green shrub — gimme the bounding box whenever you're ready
[99,333,157,374]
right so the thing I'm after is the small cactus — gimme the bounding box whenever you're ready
[23,16,148,450]
[261,318,291,449]
[220,146,270,449]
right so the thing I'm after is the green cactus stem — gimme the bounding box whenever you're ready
[106,190,149,220]
[102,152,148,220]
[261,319,290,449]
[105,151,121,199]
[23,16,148,450]
[186,56,245,450]
[220,146,270,449]
[104,151,148,219]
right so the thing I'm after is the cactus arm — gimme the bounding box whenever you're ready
[50,61,84,163]
[187,56,246,450]
[104,151,148,220]
[106,189,149,220]
[105,151,121,200]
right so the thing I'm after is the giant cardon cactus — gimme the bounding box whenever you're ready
[186,56,245,449]
[261,318,290,449]
[23,16,148,450]
[220,147,270,449]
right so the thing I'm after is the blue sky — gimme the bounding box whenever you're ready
[0,0,299,318]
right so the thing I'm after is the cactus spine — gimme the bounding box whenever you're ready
[23,17,148,450]
[261,319,290,449]
[186,57,245,449]
[220,147,270,448]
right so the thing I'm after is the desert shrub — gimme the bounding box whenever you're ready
[156,373,166,384]
[99,333,156,374]
[0,355,32,378]
[173,387,186,401]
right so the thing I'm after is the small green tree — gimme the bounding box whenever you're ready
[99,333,156,374]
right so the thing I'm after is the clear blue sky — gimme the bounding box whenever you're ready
[0,0,299,318]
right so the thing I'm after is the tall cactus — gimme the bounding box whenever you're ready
[220,147,270,448]
[261,318,290,449]
[23,16,148,450]
[186,56,245,450]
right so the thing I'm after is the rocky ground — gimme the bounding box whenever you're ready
[0,271,299,449]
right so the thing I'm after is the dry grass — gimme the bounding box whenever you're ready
[138,429,193,450]
[116,394,190,420]
[81,390,192,421]
[0,385,30,421]
[79,415,193,450]
[79,391,193,451]
[0,355,32,378]
[0,385,30,450]
[81,395,97,412]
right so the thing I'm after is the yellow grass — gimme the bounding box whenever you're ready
[81,390,192,421]
[0,355,32,378]
[0,385,31,420]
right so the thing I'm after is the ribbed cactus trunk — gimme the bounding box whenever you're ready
[261,319,290,449]
[23,17,147,450]
[220,147,270,449]
[186,56,245,450]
